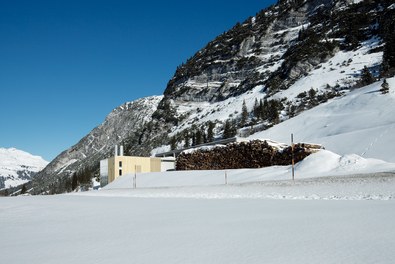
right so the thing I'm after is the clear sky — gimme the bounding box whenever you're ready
[0,0,277,161]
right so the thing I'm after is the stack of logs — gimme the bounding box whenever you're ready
[175,140,323,170]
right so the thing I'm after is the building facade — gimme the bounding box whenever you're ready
[100,145,175,187]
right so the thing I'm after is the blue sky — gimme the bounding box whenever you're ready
[0,0,276,161]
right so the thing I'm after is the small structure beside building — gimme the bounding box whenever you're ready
[100,145,175,187]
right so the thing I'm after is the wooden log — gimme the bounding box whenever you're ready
[175,139,322,171]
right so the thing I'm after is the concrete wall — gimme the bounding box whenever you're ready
[100,159,109,187]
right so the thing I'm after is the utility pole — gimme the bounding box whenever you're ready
[291,133,295,181]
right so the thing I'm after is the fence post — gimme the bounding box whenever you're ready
[291,133,295,181]
[134,165,137,189]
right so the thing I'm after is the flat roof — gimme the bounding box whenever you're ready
[154,137,248,157]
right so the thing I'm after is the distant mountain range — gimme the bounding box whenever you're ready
[23,0,395,195]
[0,148,48,191]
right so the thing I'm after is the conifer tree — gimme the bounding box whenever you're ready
[230,120,238,137]
[184,130,190,148]
[170,136,177,150]
[359,66,375,86]
[253,98,259,119]
[201,125,208,143]
[223,120,231,139]
[207,121,215,142]
[196,129,203,145]
[240,100,248,127]
[223,120,237,139]
[308,88,316,99]
[380,79,390,94]
[20,184,27,195]
[267,100,280,124]
[191,132,196,146]
[71,172,78,190]
[261,99,268,120]
[287,103,296,118]
[64,177,72,192]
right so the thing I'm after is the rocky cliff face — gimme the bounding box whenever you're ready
[162,0,352,102]
[29,0,395,194]
[154,0,394,120]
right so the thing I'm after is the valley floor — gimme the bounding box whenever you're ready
[1,171,395,264]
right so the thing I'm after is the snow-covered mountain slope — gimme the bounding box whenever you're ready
[0,148,48,189]
[249,77,395,162]
[152,38,391,154]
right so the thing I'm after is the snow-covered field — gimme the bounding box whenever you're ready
[2,194,395,264]
[2,148,395,263]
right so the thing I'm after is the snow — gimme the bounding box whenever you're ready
[273,37,383,101]
[2,137,395,264]
[4,143,395,264]
[0,148,48,189]
[1,189,395,264]
[57,159,78,175]
[172,85,267,135]
[250,77,395,163]
[97,148,395,199]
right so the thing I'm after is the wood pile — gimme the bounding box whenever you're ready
[175,140,323,170]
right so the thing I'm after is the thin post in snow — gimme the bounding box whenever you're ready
[133,165,137,189]
[291,133,295,181]
[225,171,228,185]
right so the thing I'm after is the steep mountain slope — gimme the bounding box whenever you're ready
[157,0,390,105]
[28,0,395,194]
[152,0,394,137]
[0,148,48,190]
[250,77,395,162]
[150,0,394,152]
[31,96,162,194]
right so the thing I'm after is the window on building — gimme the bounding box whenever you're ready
[119,169,122,176]
[119,161,122,168]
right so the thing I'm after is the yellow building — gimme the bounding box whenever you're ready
[100,145,173,187]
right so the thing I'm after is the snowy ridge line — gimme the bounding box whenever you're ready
[0,147,48,189]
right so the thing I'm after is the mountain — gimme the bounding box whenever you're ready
[149,0,395,152]
[29,0,395,194]
[31,96,162,194]
[0,148,48,190]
